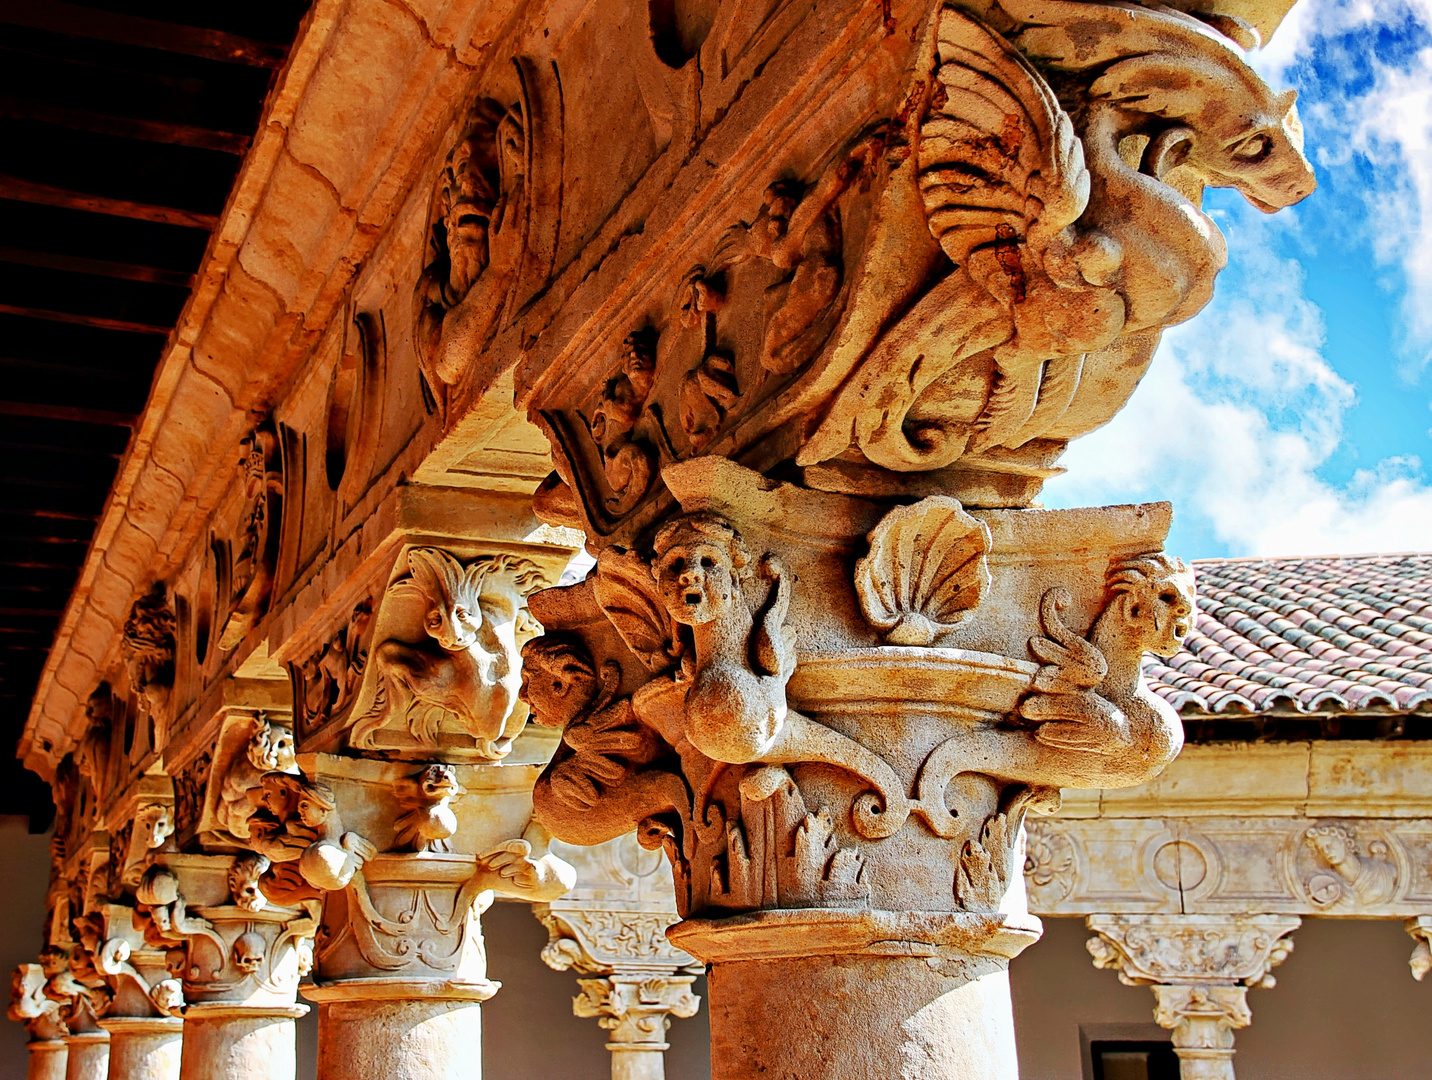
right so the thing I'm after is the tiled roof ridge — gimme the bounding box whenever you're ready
[1146,552,1432,718]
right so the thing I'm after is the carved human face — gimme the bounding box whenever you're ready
[1310,830,1349,867]
[656,539,737,626]
[425,598,482,653]
[519,643,598,729]
[295,793,328,829]
[249,722,296,772]
[1126,567,1196,658]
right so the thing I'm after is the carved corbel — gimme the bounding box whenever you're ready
[344,547,551,759]
[1407,916,1432,981]
[198,711,299,849]
[8,962,69,1042]
[1087,915,1299,1080]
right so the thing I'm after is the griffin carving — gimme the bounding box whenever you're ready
[800,1,1315,474]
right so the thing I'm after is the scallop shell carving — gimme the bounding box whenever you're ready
[854,497,991,645]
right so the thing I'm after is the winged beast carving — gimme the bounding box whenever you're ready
[800,0,1315,474]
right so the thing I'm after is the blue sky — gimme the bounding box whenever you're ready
[1040,0,1432,560]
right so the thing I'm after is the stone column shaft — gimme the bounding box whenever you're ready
[100,1017,183,1080]
[27,1041,68,1080]
[178,1005,304,1080]
[62,1032,109,1080]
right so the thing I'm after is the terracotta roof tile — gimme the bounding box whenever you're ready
[1146,554,1432,717]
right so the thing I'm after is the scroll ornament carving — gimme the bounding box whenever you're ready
[134,860,319,1005]
[573,974,701,1050]
[122,584,175,734]
[528,462,1190,932]
[1086,915,1298,990]
[350,548,550,759]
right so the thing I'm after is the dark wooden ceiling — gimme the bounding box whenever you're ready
[0,0,310,826]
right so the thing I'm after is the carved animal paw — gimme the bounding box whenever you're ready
[478,839,576,902]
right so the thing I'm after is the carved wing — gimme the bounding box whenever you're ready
[800,7,1089,472]
[591,549,678,671]
[918,5,1088,267]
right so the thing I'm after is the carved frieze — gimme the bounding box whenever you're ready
[523,1,1315,545]
[216,423,285,652]
[1025,816,1432,917]
[290,600,373,744]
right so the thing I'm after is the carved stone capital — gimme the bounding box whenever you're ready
[574,974,700,1050]
[1088,915,1298,1080]
[136,855,318,1011]
[1086,914,1300,989]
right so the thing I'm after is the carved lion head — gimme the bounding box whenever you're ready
[1104,553,1195,658]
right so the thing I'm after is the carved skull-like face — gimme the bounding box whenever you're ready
[1109,557,1195,658]
[232,932,265,976]
[656,537,739,626]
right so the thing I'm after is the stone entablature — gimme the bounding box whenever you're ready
[1028,740,1432,989]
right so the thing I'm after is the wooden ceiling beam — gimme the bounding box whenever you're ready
[0,96,250,155]
[0,174,219,230]
[0,0,287,69]
[0,301,171,336]
[0,246,194,289]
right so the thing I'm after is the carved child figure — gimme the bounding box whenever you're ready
[527,634,688,847]
[248,773,375,894]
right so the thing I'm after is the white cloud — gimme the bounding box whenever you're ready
[1255,0,1432,368]
[1042,226,1432,557]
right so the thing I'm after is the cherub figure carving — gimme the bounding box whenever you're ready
[621,513,910,838]
[41,944,111,1031]
[393,765,464,853]
[1304,823,1397,906]
[526,634,689,847]
[247,773,375,894]
[589,330,659,513]
[801,2,1316,474]
[214,716,298,842]
[352,549,547,757]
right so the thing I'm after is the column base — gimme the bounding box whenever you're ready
[303,979,497,1080]
[61,1032,109,1080]
[179,1003,307,1080]
[672,910,1040,1080]
[98,1017,183,1080]
[26,1041,67,1080]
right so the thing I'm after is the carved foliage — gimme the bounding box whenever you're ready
[217,422,284,652]
[291,600,373,741]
